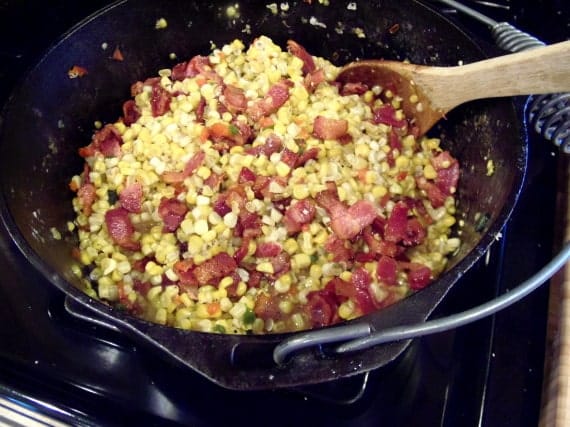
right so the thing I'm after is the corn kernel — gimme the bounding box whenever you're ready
[256,262,275,274]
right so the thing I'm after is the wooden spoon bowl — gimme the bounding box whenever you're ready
[336,41,570,136]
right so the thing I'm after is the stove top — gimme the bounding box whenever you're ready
[0,1,567,426]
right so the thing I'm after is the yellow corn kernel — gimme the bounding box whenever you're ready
[283,238,299,255]
[236,281,247,297]
[395,155,409,169]
[292,185,310,200]
[193,219,209,235]
[145,261,163,276]
[339,271,352,282]
[256,262,275,274]
[219,276,234,289]
[372,185,388,199]
[292,253,311,270]
[275,161,291,177]
[202,229,217,242]
[309,264,323,281]
[423,164,437,180]
[338,300,355,320]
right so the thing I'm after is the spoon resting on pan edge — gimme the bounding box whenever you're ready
[336,40,570,137]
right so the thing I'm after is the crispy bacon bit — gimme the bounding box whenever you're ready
[255,242,282,258]
[222,84,248,113]
[324,234,353,262]
[204,172,224,191]
[122,100,140,126]
[373,104,407,128]
[432,151,460,196]
[161,151,205,184]
[304,68,326,92]
[119,182,143,213]
[104,207,140,251]
[174,259,198,286]
[283,199,316,234]
[340,82,369,96]
[316,188,376,240]
[151,83,172,117]
[79,124,123,158]
[271,252,291,278]
[416,177,447,208]
[388,23,401,34]
[235,211,262,238]
[254,293,283,321]
[362,228,401,258]
[287,40,316,74]
[158,197,188,232]
[192,253,237,286]
[296,147,320,167]
[304,289,338,328]
[195,96,206,123]
[350,268,376,314]
[68,65,88,79]
[248,79,293,121]
[377,255,398,286]
[385,202,409,243]
[171,55,221,83]
[112,46,124,61]
[313,116,348,140]
[245,134,282,156]
[400,262,432,290]
[238,167,257,184]
[77,182,96,216]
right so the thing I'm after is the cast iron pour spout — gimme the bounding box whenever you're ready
[336,41,570,137]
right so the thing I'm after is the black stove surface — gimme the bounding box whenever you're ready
[0,1,568,426]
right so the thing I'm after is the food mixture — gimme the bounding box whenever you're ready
[70,36,460,334]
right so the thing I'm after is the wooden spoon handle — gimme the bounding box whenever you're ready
[419,40,570,112]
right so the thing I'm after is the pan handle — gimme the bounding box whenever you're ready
[274,242,570,363]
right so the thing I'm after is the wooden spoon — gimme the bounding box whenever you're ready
[336,40,570,136]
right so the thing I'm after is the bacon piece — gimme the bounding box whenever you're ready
[287,40,316,74]
[384,202,409,243]
[433,151,460,196]
[192,253,237,286]
[195,97,206,123]
[104,207,140,251]
[204,172,224,192]
[372,104,407,128]
[416,177,447,208]
[350,268,376,314]
[79,124,123,158]
[304,289,338,328]
[237,211,263,238]
[271,252,291,278]
[296,147,320,167]
[151,83,172,117]
[77,182,96,216]
[316,188,376,240]
[362,228,401,258]
[233,236,251,264]
[254,293,283,321]
[161,151,205,184]
[313,116,348,140]
[251,175,288,200]
[376,255,398,286]
[340,82,369,96]
[248,79,293,121]
[119,182,143,213]
[255,242,282,258]
[245,134,282,156]
[324,234,353,262]
[283,199,316,234]
[171,55,221,83]
[238,167,256,184]
[174,259,198,287]
[158,197,188,232]
[122,100,141,125]
[222,85,247,113]
[304,68,326,93]
[400,262,432,290]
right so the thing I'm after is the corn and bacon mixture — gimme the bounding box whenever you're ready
[70,36,461,334]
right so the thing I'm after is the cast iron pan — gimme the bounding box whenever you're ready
[0,0,526,390]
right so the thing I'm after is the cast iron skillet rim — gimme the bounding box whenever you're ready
[0,0,529,388]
